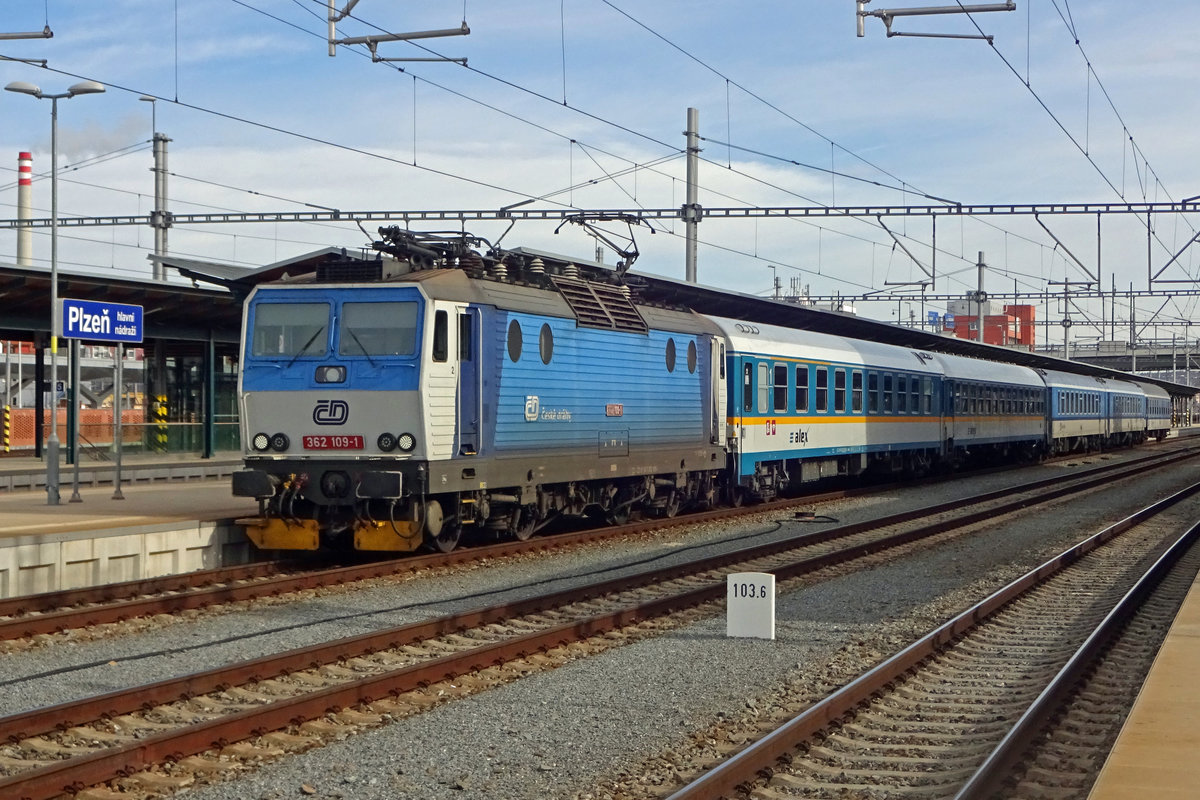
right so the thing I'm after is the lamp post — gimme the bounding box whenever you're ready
[5,79,105,505]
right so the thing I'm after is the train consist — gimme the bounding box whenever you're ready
[233,230,1175,553]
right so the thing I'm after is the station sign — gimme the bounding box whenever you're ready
[60,298,144,344]
[943,313,956,330]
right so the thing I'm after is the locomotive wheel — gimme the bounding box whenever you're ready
[606,504,631,525]
[512,505,539,541]
[659,491,681,518]
[428,522,462,553]
[421,498,462,553]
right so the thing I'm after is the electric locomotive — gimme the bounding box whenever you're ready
[233,230,726,552]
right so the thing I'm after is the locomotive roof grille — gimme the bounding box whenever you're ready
[552,277,648,334]
[315,260,383,283]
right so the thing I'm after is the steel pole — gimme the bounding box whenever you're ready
[113,343,124,499]
[684,107,700,283]
[46,96,60,505]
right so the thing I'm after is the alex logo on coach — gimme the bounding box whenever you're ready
[313,399,349,425]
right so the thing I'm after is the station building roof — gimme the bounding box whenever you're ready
[0,260,240,343]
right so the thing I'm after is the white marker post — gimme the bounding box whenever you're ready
[726,572,776,640]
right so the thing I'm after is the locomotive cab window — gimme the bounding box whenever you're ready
[432,310,448,362]
[252,302,329,358]
[459,313,473,360]
[340,301,419,357]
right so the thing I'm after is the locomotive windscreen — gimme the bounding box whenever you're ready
[251,302,329,358]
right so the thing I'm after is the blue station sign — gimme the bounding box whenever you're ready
[61,298,144,343]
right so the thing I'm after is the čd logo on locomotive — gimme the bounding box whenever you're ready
[313,399,350,425]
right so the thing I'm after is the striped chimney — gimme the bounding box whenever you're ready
[17,152,33,267]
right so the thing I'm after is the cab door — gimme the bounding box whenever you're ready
[455,306,480,456]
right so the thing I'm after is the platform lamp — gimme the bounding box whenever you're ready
[5,79,106,506]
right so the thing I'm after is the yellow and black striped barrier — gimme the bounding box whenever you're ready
[154,395,168,452]
[2,405,9,453]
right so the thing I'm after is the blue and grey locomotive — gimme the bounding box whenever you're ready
[234,231,725,552]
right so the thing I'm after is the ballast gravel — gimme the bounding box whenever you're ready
[1,448,1194,799]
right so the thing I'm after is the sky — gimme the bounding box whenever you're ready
[1,1,1199,341]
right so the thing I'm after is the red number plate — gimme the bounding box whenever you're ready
[302,435,364,450]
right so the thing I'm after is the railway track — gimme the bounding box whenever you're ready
[3,443,1195,645]
[665,483,1200,800]
[1,444,1195,798]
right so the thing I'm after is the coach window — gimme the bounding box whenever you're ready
[506,319,522,362]
[922,377,933,414]
[815,367,829,413]
[852,371,864,413]
[539,323,554,364]
[834,369,846,413]
[742,363,754,412]
[897,375,908,413]
[883,374,893,413]
[687,340,697,373]
[758,363,770,413]
[773,364,789,412]
[433,310,449,362]
[868,372,879,414]
[666,338,677,373]
[796,366,809,413]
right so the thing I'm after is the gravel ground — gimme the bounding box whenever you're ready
[2,449,1195,799]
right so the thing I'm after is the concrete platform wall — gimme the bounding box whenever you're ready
[0,521,254,598]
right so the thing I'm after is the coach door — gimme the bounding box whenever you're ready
[455,306,481,456]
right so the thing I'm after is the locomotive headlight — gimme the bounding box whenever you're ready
[397,432,416,452]
[377,432,398,452]
[315,365,346,384]
[320,470,350,498]
[269,432,290,452]
[252,432,271,452]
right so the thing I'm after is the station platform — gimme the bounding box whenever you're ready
[1088,566,1200,799]
[0,451,242,493]
[0,454,261,599]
